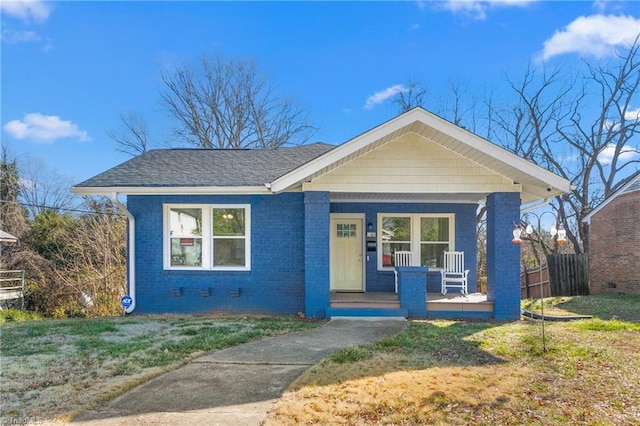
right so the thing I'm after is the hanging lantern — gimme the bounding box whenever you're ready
[525,223,534,235]
[512,224,522,244]
[556,225,567,244]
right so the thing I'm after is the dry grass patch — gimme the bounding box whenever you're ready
[269,364,528,425]
[268,295,640,425]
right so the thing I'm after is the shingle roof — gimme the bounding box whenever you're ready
[74,143,335,189]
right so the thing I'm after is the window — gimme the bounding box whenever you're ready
[336,223,357,238]
[419,217,450,268]
[165,204,250,270]
[379,214,453,269]
[380,217,411,267]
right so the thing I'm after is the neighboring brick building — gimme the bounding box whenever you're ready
[584,171,640,295]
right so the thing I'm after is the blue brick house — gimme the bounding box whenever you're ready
[73,108,570,320]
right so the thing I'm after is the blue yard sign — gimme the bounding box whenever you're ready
[120,295,133,308]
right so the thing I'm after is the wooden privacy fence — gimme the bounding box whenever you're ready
[520,265,549,299]
[547,253,589,296]
[520,254,589,299]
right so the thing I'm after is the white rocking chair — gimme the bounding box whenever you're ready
[440,251,469,295]
[393,251,413,293]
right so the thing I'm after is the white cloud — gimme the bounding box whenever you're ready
[3,113,91,143]
[365,85,408,110]
[438,0,535,20]
[1,28,40,44]
[592,0,627,14]
[605,108,640,131]
[540,14,640,61]
[625,108,640,122]
[19,177,36,190]
[592,0,609,13]
[598,144,638,165]
[0,0,52,24]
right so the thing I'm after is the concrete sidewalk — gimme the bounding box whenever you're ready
[73,317,407,425]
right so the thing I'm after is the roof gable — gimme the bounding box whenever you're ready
[303,132,519,202]
[270,108,571,204]
[583,170,640,224]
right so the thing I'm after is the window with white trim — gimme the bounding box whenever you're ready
[164,204,250,270]
[378,214,453,269]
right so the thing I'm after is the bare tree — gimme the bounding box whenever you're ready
[160,52,316,149]
[1,148,29,240]
[18,156,80,219]
[107,111,150,156]
[496,36,640,255]
[393,78,428,113]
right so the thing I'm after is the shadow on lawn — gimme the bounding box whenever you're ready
[304,320,507,387]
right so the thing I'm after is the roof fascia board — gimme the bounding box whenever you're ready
[416,111,572,192]
[331,197,487,204]
[71,186,271,196]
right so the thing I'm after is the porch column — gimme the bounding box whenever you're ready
[486,192,521,320]
[398,266,428,318]
[304,191,330,319]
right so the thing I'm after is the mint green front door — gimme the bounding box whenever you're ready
[330,217,364,291]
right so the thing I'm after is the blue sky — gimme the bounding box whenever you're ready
[2,0,639,185]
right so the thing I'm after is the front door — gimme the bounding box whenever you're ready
[330,217,364,291]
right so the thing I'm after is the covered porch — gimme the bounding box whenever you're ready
[270,108,571,320]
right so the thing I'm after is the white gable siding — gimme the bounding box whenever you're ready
[303,133,520,194]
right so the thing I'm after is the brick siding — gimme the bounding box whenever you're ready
[588,191,640,295]
[486,192,521,320]
[128,193,306,315]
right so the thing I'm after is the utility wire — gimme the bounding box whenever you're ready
[0,199,125,216]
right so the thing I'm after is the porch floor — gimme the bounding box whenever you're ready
[330,291,494,315]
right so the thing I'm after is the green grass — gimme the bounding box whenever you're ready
[329,347,373,363]
[0,309,44,323]
[522,293,640,322]
[570,317,640,332]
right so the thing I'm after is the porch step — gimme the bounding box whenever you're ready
[326,307,408,318]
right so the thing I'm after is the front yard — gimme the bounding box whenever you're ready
[1,294,639,425]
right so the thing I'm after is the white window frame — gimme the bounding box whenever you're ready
[164,204,251,271]
[377,213,454,271]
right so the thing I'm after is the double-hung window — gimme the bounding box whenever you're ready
[164,204,250,270]
[379,214,453,269]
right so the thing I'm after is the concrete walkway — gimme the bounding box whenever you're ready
[74,317,407,425]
